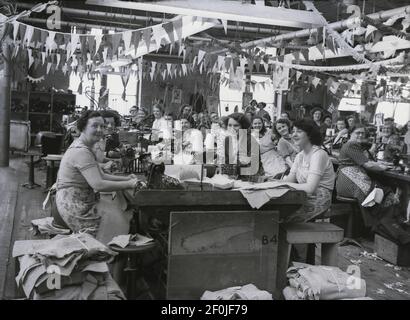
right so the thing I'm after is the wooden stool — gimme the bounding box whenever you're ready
[276,222,344,292]
[22,150,43,189]
[333,195,364,239]
[109,241,157,300]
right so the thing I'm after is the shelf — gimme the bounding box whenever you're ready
[28,112,51,115]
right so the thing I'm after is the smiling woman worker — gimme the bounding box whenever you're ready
[56,111,140,236]
[283,119,335,222]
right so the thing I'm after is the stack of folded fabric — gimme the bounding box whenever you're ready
[31,217,71,236]
[283,263,367,300]
[12,233,125,300]
[201,284,272,300]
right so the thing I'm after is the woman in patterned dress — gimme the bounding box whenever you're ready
[282,119,336,222]
[335,124,398,227]
[56,111,140,236]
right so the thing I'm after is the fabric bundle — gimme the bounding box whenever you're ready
[283,263,366,300]
[31,217,71,236]
[12,233,125,300]
[201,284,272,300]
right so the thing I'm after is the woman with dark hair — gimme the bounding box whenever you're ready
[332,117,349,149]
[56,110,140,237]
[178,104,193,120]
[283,119,335,222]
[335,124,398,227]
[222,113,261,178]
[274,118,299,168]
[251,116,286,178]
[311,107,323,128]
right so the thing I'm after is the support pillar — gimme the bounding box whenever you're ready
[0,42,11,167]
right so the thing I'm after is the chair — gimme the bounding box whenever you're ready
[331,195,365,239]
[277,222,344,291]
[109,241,157,300]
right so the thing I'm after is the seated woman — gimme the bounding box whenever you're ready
[283,119,335,222]
[222,113,262,179]
[274,118,299,168]
[335,124,398,227]
[151,104,168,142]
[56,111,140,237]
[331,117,349,149]
[251,116,286,178]
[173,116,203,165]
[378,124,402,162]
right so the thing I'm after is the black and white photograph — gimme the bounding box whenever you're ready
[0,0,410,308]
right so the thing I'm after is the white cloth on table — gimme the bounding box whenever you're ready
[201,284,272,300]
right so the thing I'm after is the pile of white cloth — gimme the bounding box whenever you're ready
[31,217,71,236]
[13,233,124,300]
[201,284,272,300]
[283,263,366,300]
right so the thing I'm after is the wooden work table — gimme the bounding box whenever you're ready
[123,189,306,300]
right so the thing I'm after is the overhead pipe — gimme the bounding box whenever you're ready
[16,2,285,35]
[211,4,410,54]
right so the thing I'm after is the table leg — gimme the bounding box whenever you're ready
[22,155,41,189]
[275,226,291,299]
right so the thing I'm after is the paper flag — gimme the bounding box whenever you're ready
[173,18,183,42]
[166,63,172,76]
[182,64,187,75]
[152,24,163,49]
[23,25,34,45]
[312,77,321,88]
[71,32,80,52]
[384,48,396,59]
[46,62,52,74]
[27,49,34,69]
[221,19,228,34]
[329,80,340,94]
[133,31,142,55]
[56,53,61,68]
[111,33,122,56]
[163,22,175,44]
[262,61,269,74]
[143,28,151,52]
[198,50,206,64]
[217,55,225,71]
[102,47,108,62]
[41,52,46,65]
[301,49,309,62]
[122,30,133,52]
[93,34,103,56]
[12,21,19,41]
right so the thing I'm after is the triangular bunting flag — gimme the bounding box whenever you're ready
[163,22,175,44]
[143,28,151,52]
[173,18,183,42]
[23,25,34,45]
[198,49,206,64]
[301,49,309,62]
[27,49,34,69]
[132,31,142,55]
[182,64,187,76]
[312,77,321,88]
[296,71,302,82]
[221,19,228,34]
[262,61,269,74]
[166,63,172,76]
[46,62,52,74]
[110,33,122,56]
[152,24,163,49]
[41,52,46,65]
[94,34,103,56]
[217,55,225,71]
[12,20,19,41]
[123,30,133,52]
[56,53,61,68]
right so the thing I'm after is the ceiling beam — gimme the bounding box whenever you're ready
[85,0,325,29]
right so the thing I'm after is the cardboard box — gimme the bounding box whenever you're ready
[375,233,410,266]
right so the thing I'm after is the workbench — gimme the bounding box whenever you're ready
[123,189,306,299]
